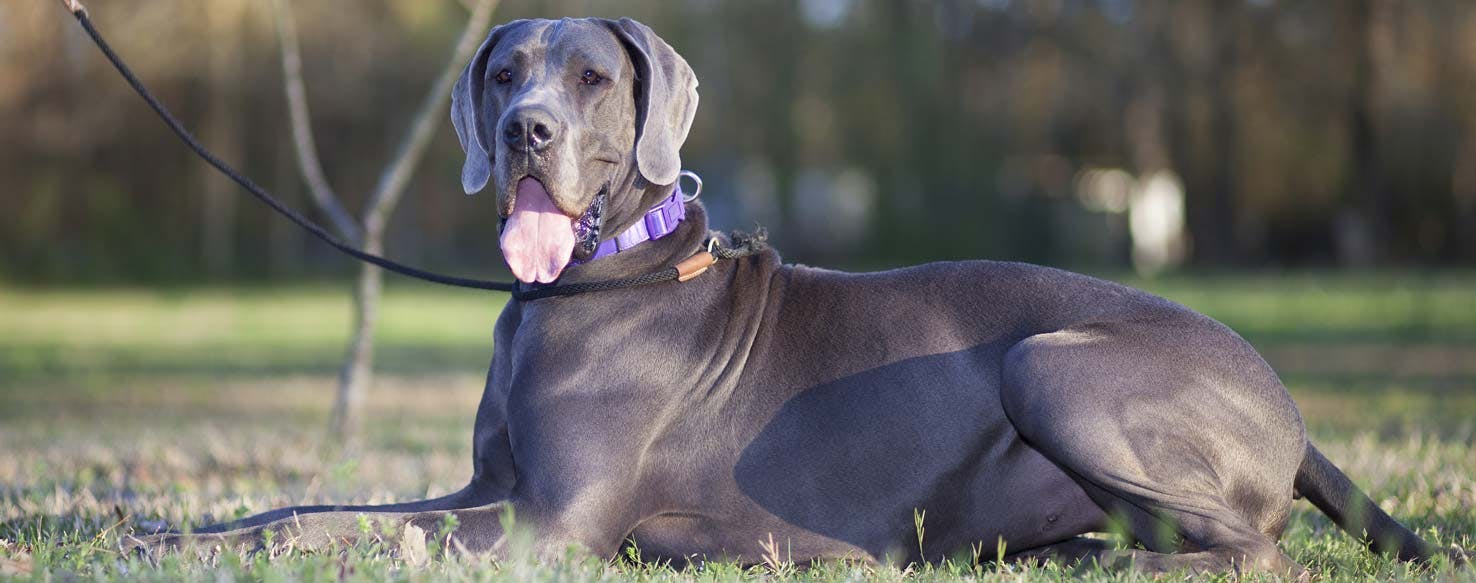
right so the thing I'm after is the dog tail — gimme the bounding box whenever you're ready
[1294,442,1450,563]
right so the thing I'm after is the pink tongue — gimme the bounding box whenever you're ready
[500,177,575,283]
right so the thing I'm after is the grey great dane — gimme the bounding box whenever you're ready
[136,17,1462,575]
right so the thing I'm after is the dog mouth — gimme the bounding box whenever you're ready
[499,176,577,284]
[498,176,609,285]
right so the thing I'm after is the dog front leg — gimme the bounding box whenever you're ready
[124,500,619,562]
[125,502,518,559]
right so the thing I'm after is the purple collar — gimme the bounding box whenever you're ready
[578,186,687,263]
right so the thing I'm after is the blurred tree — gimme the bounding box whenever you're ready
[1340,0,1392,266]
[271,0,498,443]
[200,0,250,275]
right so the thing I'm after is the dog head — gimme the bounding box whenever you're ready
[451,17,699,283]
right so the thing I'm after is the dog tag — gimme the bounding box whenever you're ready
[676,251,716,282]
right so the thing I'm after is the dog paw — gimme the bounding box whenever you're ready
[120,530,264,560]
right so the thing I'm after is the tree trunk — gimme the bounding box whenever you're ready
[1204,15,1241,266]
[329,240,382,444]
[200,0,247,275]
[305,0,499,444]
[1176,0,1241,267]
[1339,0,1391,266]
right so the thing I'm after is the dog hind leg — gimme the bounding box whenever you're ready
[997,321,1307,576]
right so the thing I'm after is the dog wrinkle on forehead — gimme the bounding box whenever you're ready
[541,18,567,43]
[489,45,537,74]
[544,23,626,74]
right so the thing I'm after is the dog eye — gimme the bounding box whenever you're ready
[580,70,604,86]
[494,69,513,84]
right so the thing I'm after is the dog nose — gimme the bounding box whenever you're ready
[501,106,559,152]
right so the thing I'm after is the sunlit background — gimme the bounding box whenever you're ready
[7,0,1476,280]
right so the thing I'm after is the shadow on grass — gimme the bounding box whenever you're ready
[0,342,493,383]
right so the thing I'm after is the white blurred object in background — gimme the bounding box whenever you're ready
[1074,166,1188,276]
[1128,170,1188,276]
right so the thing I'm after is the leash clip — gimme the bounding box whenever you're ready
[679,170,703,203]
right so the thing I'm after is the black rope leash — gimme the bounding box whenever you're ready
[57,1,757,302]
[516,228,769,301]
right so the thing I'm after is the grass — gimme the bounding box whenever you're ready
[1,273,1474,581]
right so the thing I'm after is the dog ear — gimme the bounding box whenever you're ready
[606,18,699,187]
[451,22,516,195]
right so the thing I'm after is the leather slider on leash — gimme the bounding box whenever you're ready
[676,251,715,282]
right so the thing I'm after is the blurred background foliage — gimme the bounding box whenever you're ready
[6,0,1476,284]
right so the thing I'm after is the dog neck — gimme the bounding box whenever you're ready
[540,163,704,279]
[548,197,711,289]
[572,186,688,265]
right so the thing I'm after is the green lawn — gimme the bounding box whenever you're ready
[1,273,1473,581]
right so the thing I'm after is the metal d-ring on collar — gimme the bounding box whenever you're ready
[679,170,703,202]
